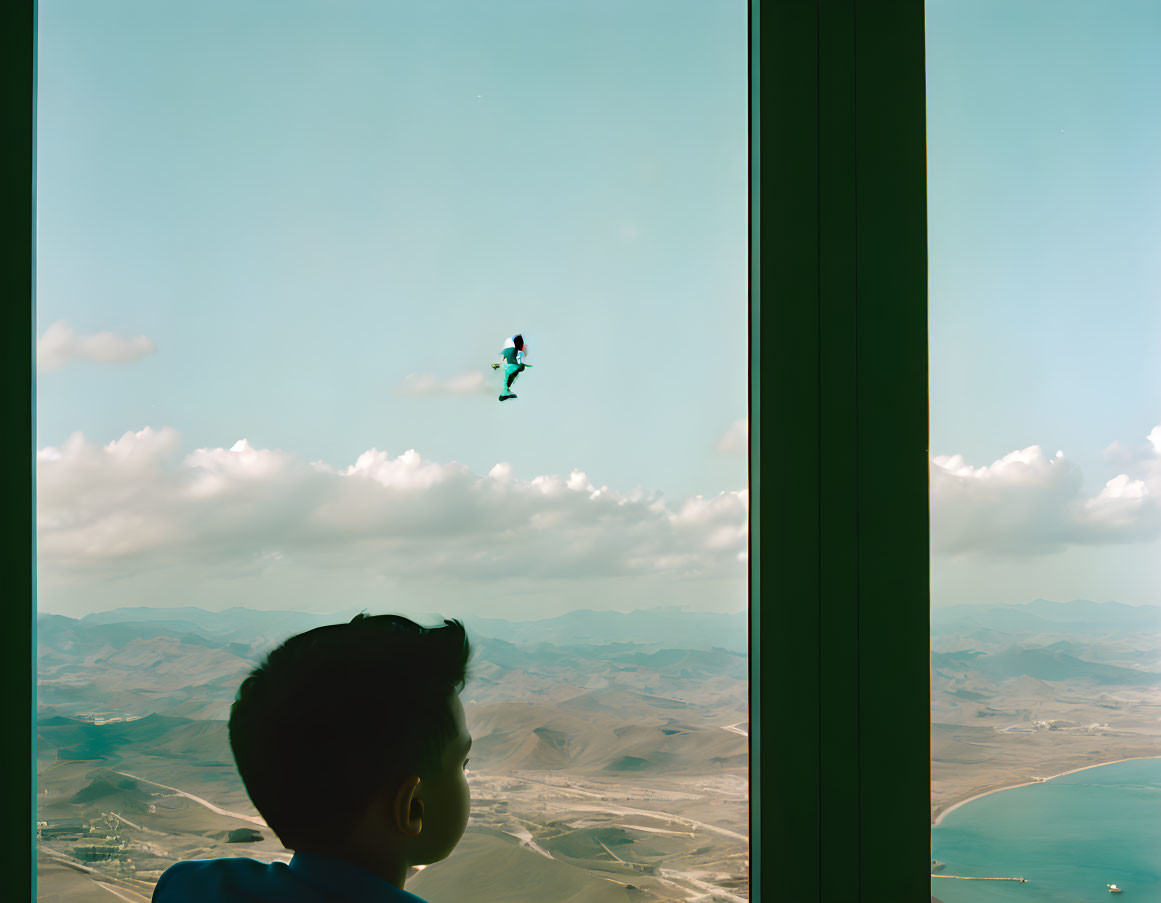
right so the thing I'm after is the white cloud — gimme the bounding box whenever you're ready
[184,438,300,498]
[931,426,1161,557]
[37,429,748,586]
[716,418,748,454]
[332,447,463,490]
[37,320,157,373]
[395,371,491,396]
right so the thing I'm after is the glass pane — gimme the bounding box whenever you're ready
[927,2,1161,899]
[35,2,750,901]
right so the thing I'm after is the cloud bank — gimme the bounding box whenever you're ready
[39,423,1157,586]
[931,425,1161,557]
[395,371,491,396]
[38,320,157,373]
[37,429,748,585]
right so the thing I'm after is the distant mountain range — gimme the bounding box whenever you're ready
[931,646,1161,687]
[36,604,749,724]
[466,607,747,652]
[40,605,748,654]
[40,598,1154,664]
[65,605,367,651]
[36,627,748,775]
[931,599,1160,637]
[929,599,1160,703]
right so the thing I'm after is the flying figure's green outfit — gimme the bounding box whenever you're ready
[497,334,526,401]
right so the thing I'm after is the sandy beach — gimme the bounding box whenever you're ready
[932,755,1161,827]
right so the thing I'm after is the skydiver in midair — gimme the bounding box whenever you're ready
[493,333,528,401]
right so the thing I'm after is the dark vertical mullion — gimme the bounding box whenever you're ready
[762,0,822,897]
[853,0,930,898]
[3,0,35,898]
[747,1,761,899]
[818,1,859,900]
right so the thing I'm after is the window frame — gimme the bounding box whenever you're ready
[6,0,35,898]
[7,1,931,899]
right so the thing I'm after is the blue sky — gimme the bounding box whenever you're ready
[35,1,1160,617]
[926,0,1161,606]
[36,0,747,499]
[35,0,749,618]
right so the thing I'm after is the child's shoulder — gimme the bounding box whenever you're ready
[152,857,305,901]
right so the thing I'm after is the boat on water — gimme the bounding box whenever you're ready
[1108,884,1124,894]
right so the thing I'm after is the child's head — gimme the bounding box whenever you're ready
[228,614,473,870]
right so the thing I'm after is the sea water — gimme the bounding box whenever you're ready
[931,758,1161,902]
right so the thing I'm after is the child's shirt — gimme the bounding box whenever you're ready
[151,852,429,903]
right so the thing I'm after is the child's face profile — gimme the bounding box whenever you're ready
[409,692,472,866]
[332,692,472,884]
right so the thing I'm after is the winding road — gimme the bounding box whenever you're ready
[114,771,267,827]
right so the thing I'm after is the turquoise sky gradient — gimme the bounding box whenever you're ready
[35,0,749,618]
[36,0,748,504]
[927,0,1161,606]
[35,1,1160,615]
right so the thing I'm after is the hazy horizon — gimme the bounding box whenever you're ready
[35,596,1161,624]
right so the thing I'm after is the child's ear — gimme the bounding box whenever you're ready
[393,776,423,836]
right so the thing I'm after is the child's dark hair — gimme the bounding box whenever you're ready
[512,334,524,350]
[228,614,471,851]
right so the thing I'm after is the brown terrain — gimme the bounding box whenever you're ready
[36,599,1157,898]
[929,599,1161,825]
[35,608,749,902]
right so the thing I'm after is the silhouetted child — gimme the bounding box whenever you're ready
[152,614,473,902]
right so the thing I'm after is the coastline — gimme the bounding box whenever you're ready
[932,755,1161,827]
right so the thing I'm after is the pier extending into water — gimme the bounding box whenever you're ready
[932,875,1027,883]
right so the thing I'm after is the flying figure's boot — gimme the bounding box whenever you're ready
[498,367,515,400]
